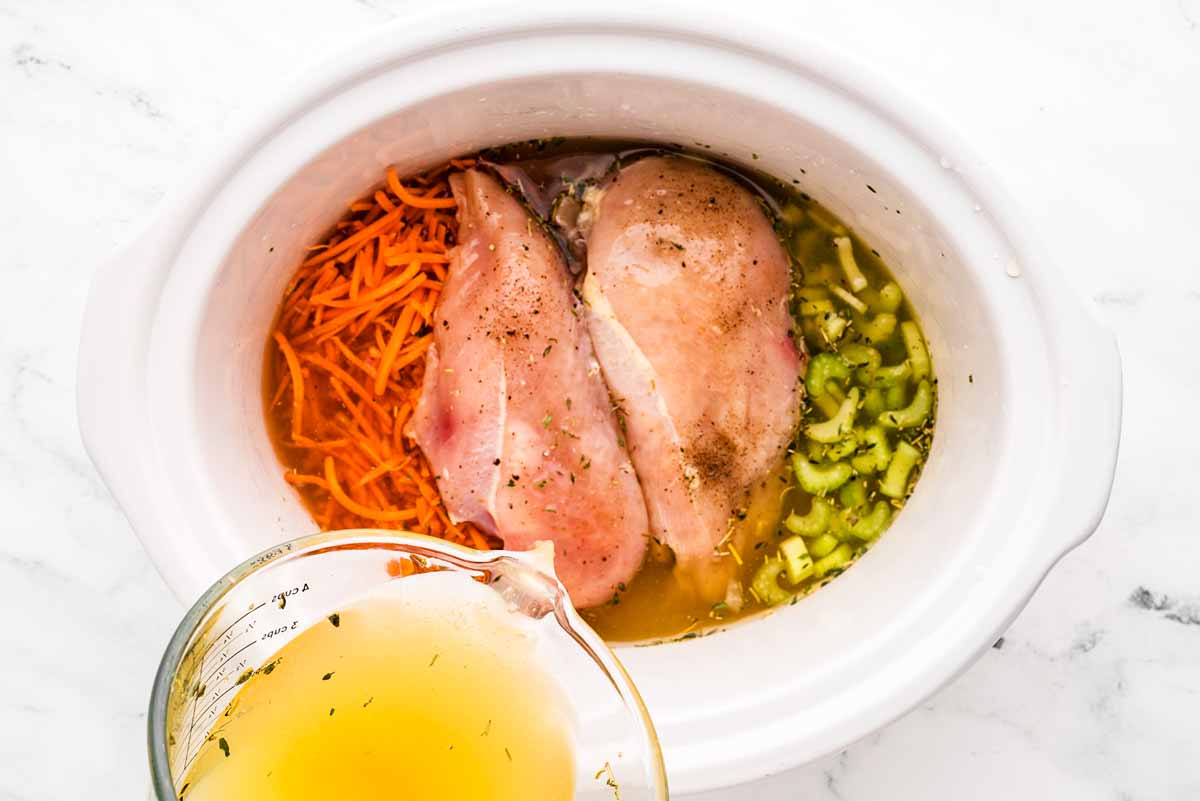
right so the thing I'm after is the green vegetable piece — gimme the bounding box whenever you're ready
[880,440,921,499]
[811,393,841,420]
[806,387,860,443]
[879,281,904,312]
[751,557,792,606]
[778,536,815,584]
[833,236,869,292]
[813,543,855,578]
[798,297,835,317]
[806,352,850,398]
[823,435,858,461]
[885,382,908,410]
[900,320,931,381]
[839,342,881,384]
[792,453,853,495]
[830,284,868,314]
[848,501,892,541]
[807,533,840,559]
[838,478,868,509]
[850,426,893,474]
[820,313,849,344]
[862,387,886,419]
[880,380,933,429]
[785,498,834,537]
[853,311,897,344]
[868,362,912,388]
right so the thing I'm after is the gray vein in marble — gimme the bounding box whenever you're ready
[1128,586,1200,626]
[1092,288,1144,306]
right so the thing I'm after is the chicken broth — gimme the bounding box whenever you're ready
[263,139,935,645]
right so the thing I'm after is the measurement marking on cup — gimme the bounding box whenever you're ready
[200,640,256,686]
[206,603,267,656]
[195,682,240,734]
[179,602,268,779]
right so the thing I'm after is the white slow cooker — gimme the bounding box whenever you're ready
[78,6,1121,795]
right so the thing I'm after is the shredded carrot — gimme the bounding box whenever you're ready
[265,162,496,547]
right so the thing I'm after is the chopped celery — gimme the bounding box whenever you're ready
[785,498,834,537]
[868,362,912,388]
[853,311,897,344]
[829,284,868,314]
[807,533,840,559]
[811,392,842,420]
[848,501,892,540]
[900,320,931,381]
[862,387,886,419]
[833,236,868,292]
[880,440,921,499]
[806,352,850,398]
[820,313,849,343]
[798,297,835,317]
[791,453,853,495]
[823,435,858,461]
[885,382,908,410]
[838,478,868,509]
[880,380,933,429]
[850,426,893,474]
[806,387,860,443]
[878,281,904,312]
[778,536,815,584]
[750,558,792,605]
[813,543,855,578]
[839,342,881,384]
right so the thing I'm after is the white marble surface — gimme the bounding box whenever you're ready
[2,1,1197,799]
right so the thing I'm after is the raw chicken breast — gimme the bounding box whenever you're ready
[581,156,806,602]
[411,169,649,608]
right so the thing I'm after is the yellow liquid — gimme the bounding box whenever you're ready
[179,576,575,801]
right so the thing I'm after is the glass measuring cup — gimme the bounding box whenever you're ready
[148,529,668,800]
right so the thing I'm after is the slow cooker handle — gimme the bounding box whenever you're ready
[77,220,178,528]
[1042,301,1122,560]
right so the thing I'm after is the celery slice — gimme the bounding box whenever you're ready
[848,501,892,541]
[778,536,815,584]
[830,284,868,314]
[850,426,893,474]
[879,281,904,312]
[820,313,849,343]
[806,387,860,443]
[880,380,933,429]
[839,342,881,384]
[853,311,897,344]
[751,558,792,606]
[791,453,853,495]
[868,362,912,388]
[862,387,886,419]
[900,320,931,381]
[813,543,855,578]
[834,236,869,292]
[807,533,840,559]
[838,478,868,510]
[880,440,921,499]
[806,352,850,398]
[785,498,834,537]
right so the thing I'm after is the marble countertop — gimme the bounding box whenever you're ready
[2,1,1197,799]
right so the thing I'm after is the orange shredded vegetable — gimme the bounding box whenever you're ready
[264,161,495,547]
